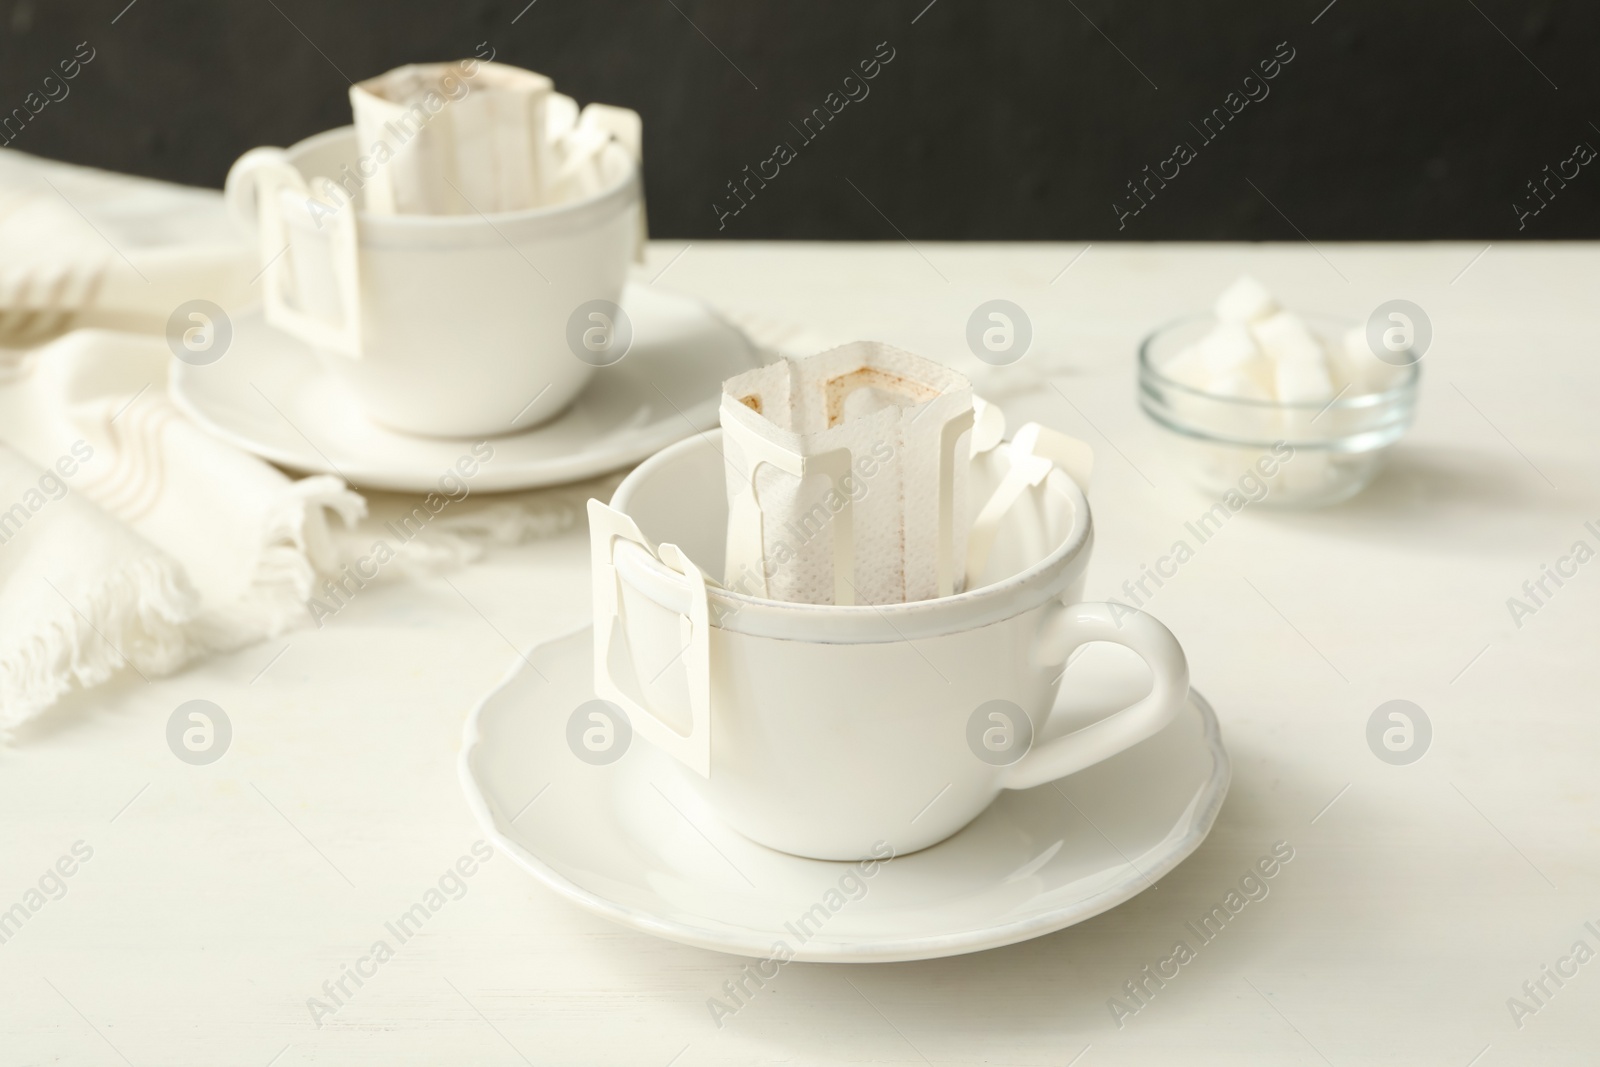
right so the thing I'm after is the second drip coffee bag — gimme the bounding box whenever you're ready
[348,60,644,221]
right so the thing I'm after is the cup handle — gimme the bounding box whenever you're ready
[1001,601,1189,791]
[588,499,713,777]
[224,146,289,233]
[223,147,362,358]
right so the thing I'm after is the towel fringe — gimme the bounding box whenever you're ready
[0,553,197,732]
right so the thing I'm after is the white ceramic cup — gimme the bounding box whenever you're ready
[592,429,1190,860]
[224,125,641,437]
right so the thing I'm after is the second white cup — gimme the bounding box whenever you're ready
[224,123,642,438]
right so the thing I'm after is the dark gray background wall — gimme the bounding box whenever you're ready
[2,0,1595,239]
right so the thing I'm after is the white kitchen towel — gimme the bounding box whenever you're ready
[0,326,367,730]
[0,444,195,716]
[0,147,575,733]
[0,147,370,731]
[0,147,253,345]
[719,343,975,606]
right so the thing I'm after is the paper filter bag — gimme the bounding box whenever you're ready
[719,343,975,606]
[349,60,645,226]
[350,61,554,216]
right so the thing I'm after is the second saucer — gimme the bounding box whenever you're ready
[168,283,762,493]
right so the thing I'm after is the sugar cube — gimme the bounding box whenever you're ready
[1197,321,1258,373]
[1341,326,1405,395]
[1198,321,1275,395]
[1214,275,1278,324]
[1252,311,1323,364]
[1211,370,1271,401]
[1160,344,1213,391]
[1253,312,1333,402]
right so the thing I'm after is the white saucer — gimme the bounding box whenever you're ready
[458,626,1230,962]
[169,284,762,493]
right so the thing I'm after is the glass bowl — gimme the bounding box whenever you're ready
[1138,314,1420,509]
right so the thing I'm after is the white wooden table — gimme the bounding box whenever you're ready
[4,241,1597,1066]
